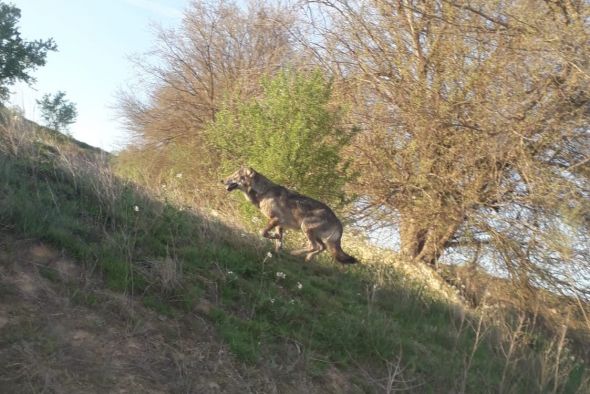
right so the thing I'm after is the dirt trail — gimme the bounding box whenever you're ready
[0,237,328,393]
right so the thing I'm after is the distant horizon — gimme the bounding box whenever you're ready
[9,0,187,152]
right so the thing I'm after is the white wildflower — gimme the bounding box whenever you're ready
[267,252,273,259]
[276,271,286,279]
[296,282,303,290]
[270,298,275,304]
[175,173,183,178]
[289,299,295,304]
[133,205,140,212]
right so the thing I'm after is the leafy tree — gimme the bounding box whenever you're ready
[117,1,300,201]
[37,91,77,132]
[208,70,354,206]
[309,1,589,297]
[0,2,57,101]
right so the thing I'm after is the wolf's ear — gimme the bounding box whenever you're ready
[245,167,255,177]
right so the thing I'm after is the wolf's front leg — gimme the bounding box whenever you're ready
[245,187,260,206]
[261,217,280,240]
[274,226,284,252]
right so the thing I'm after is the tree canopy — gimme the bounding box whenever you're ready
[0,2,56,101]
[307,0,589,296]
[37,91,78,132]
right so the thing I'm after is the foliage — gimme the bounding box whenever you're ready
[117,1,299,200]
[209,70,354,205]
[36,91,78,132]
[0,2,56,101]
[1,114,588,392]
[307,0,590,297]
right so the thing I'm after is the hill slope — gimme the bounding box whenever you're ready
[1,112,588,393]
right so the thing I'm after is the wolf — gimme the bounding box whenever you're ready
[222,167,357,264]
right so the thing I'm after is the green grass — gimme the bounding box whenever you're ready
[1,117,588,392]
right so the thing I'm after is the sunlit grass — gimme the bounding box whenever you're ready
[1,111,588,392]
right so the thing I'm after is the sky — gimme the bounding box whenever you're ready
[9,0,188,151]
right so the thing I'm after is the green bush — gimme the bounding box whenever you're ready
[209,69,354,206]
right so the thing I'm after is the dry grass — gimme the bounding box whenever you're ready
[1,109,589,393]
[0,237,293,394]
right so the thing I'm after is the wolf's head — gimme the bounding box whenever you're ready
[222,166,256,192]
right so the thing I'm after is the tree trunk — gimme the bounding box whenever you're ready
[399,212,462,267]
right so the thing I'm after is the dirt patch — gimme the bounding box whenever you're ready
[12,270,38,296]
[30,243,59,263]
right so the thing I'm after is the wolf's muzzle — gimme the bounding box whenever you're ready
[225,182,239,191]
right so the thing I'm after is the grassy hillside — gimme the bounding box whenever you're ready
[1,112,588,393]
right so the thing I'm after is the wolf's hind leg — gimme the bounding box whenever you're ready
[293,225,325,261]
[291,225,314,256]
[290,239,315,256]
[291,245,314,256]
[304,238,325,262]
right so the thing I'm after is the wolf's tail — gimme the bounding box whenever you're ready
[326,237,357,265]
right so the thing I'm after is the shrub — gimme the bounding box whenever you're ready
[208,69,354,206]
